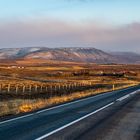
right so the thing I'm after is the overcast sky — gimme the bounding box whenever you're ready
[0,0,140,53]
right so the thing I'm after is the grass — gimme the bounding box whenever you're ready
[0,83,137,118]
[18,83,138,113]
[0,62,140,118]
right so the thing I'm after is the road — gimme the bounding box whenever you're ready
[0,85,140,140]
[76,94,140,140]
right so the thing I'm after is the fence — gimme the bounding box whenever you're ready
[0,81,98,98]
[0,80,134,99]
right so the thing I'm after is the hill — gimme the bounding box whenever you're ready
[0,47,139,64]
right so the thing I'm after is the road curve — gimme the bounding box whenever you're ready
[0,85,140,140]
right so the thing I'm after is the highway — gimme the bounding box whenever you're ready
[0,85,140,140]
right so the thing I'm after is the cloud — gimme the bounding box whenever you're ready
[0,18,140,52]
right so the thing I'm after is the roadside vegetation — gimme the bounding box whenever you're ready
[0,61,140,118]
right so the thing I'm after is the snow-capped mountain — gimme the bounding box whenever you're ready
[0,47,139,64]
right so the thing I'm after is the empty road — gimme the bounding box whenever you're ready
[0,85,140,140]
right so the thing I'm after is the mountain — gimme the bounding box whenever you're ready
[110,52,140,64]
[0,47,139,64]
[0,47,117,64]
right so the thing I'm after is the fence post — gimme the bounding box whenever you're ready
[16,85,19,94]
[74,83,77,88]
[46,86,48,92]
[50,85,53,97]
[58,84,61,90]
[40,85,43,92]
[23,85,25,93]
[113,84,115,91]
[7,84,11,93]
[29,85,32,92]
[0,84,2,92]
[35,85,38,92]
[54,85,57,95]
[90,82,92,86]
[67,84,69,90]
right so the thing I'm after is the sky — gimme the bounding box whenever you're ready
[0,0,140,53]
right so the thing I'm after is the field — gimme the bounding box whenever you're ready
[0,59,140,118]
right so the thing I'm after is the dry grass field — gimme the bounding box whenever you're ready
[0,59,140,118]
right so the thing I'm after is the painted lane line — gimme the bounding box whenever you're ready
[35,102,114,140]
[25,87,136,114]
[33,87,135,114]
[36,89,140,140]
[129,91,136,95]
[0,87,139,125]
[0,93,111,124]
[116,89,139,102]
[0,91,113,124]
[0,114,33,125]
[117,94,130,101]
[35,91,116,114]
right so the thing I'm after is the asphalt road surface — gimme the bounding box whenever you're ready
[76,94,140,140]
[0,85,140,140]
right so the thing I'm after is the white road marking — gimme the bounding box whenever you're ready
[129,90,140,95]
[33,86,135,114]
[117,94,130,101]
[0,91,112,124]
[0,114,33,125]
[35,102,114,140]
[35,90,116,114]
[0,87,139,125]
[117,89,139,101]
[35,89,140,140]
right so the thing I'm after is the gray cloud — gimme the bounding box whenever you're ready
[0,19,140,53]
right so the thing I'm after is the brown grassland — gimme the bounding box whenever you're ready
[0,59,140,118]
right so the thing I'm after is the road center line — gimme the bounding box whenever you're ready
[0,87,139,125]
[35,102,114,140]
[35,89,140,140]
[117,89,139,102]
[117,94,130,101]
[0,88,117,124]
